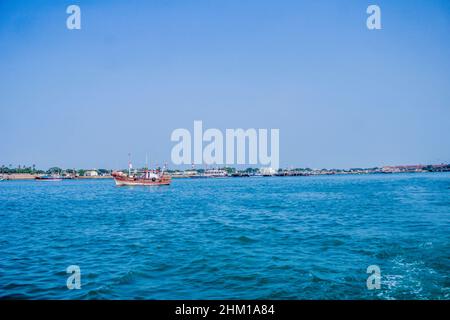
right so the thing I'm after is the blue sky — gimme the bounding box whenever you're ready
[1,0,449,169]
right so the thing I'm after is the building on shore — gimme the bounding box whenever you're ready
[382,165,426,173]
[84,170,99,177]
[259,167,276,176]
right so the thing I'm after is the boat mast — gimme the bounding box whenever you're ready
[128,153,132,176]
[145,153,149,178]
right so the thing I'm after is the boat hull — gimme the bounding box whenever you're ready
[35,176,63,181]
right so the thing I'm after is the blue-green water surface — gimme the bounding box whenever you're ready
[0,173,449,299]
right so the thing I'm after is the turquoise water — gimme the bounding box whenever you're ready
[0,173,449,299]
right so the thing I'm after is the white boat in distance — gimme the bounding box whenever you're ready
[204,169,228,178]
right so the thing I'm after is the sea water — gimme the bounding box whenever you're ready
[0,173,449,299]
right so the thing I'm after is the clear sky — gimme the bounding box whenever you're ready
[1,0,449,169]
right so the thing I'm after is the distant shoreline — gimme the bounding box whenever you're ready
[1,163,449,181]
[0,174,113,181]
[1,170,449,181]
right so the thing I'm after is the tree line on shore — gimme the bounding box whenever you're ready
[0,165,111,176]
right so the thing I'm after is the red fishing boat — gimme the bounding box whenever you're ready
[112,156,171,186]
[112,170,171,186]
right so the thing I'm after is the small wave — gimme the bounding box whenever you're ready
[150,263,173,272]
[236,236,257,243]
[0,293,30,300]
[418,242,434,249]
[115,271,135,285]
[84,286,112,299]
